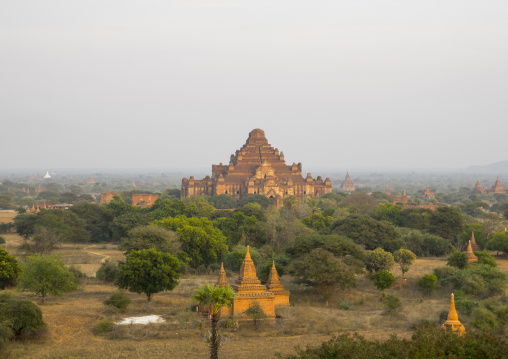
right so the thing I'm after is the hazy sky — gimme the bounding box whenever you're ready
[1,0,507,172]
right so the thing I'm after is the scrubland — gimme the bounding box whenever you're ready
[3,233,505,359]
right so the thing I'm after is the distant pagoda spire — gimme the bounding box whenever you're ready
[441,293,466,335]
[465,240,478,262]
[216,263,228,288]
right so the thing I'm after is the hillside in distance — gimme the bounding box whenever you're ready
[466,160,508,174]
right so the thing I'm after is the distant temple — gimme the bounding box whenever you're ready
[44,171,51,179]
[181,129,332,207]
[462,232,480,252]
[385,186,409,204]
[441,293,465,336]
[464,240,478,262]
[421,186,435,199]
[132,194,159,207]
[339,172,355,191]
[212,247,289,319]
[487,177,506,194]
[87,176,95,184]
[99,192,121,204]
[474,180,485,194]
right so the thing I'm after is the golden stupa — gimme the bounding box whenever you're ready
[441,293,466,336]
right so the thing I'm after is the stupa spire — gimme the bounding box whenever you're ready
[441,293,466,335]
[216,262,228,288]
[465,240,478,262]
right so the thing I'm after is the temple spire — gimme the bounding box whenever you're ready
[465,240,478,262]
[441,293,466,335]
[216,262,228,287]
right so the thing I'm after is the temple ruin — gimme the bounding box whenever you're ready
[181,129,332,207]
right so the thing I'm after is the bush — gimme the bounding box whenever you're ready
[365,248,394,273]
[0,236,5,244]
[96,260,120,283]
[0,248,22,289]
[454,294,479,315]
[68,266,86,284]
[0,299,45,336]
[103,290,131,312]
[447,252,468,269]
[417,274,437,293]
[471,307,499,330]
[374,270,396,294]
[383,294,401,314]
[474,251,497,267]
[93,318,115,335]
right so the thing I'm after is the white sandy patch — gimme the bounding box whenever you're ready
[117,315,165,325]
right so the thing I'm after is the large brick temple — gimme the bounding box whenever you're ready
[181,129,332,206]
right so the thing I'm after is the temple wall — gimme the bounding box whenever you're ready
[233,297,275,318]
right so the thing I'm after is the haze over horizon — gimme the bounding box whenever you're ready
[1,1,507,171]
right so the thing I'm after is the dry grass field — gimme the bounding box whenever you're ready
[0,210,16,223]
[2,232,508,359]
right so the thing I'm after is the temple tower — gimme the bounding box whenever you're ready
[441,293,466,335]
[474,180,485,194]
[488,177,506,194]
[265,262,290,306]
[231,247,276,318]
[340,172,355,191]
[422,186,435,199]
[465,240,478,262]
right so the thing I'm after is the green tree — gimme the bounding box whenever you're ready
[372,203,403,224]
[447,252,468,269]
[224,245,262,271]
[400,229,453,257]
[0,298,45,336]
[237,194,272,209]
[191,284,236,359]
[0,249,22,289]
[393,249,416,279]
[18,254,78,303]
[244,301,266,330]
[115,248,180,301]
[208,194,237,209]
[428,206,465,243]
[365,248,395,273]
[292,248,356,298]
[18,228,61,254]
[70,202,112,242]
[331,214,404,252]
[341,193,378,215]
[120,226,181,255]
[397,207,432,230]
[301,213,334,232]
[213,212,261,246]
[152,216,228,268]
[487,231,508,254]
[374,270,396,296]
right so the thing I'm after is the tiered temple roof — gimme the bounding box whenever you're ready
[422,186,435,199]
[265,262,290,306]
[340,172,355,191]
[181,129,332,206]
[487,177,506,194]
[441,293,466,335]
[474,180,485,194]
[462,232,480,252]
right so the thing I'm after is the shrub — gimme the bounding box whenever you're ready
[96,260,120,283]
[447,252,468,269]
[0,248,22,289]
[93,318,115,335]
[474,251,497,267]
[417,274,437,293]
[471,307,499,330]
[68,266,86,284]
[0,236,5,244]
[0,321,13,351]
[103,290,131,312]
[454,292,479,315]
[383,294,401,314]
[339,301,351,310]
[0,299,45,336]
[374,270,396,294]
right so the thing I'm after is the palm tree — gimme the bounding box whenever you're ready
[192,284,236,359]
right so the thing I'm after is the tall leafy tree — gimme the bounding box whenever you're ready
[120,226,181,255]
[18,254,78,303]
[152,216,228,267]
[116,248,180,301]
[428,206,465,242]
[365,248,395,273]
[0,249,22,289]
[331,214,404,252]
[191,284,236,359]
[393,249,416,279]
[292,248,356,298]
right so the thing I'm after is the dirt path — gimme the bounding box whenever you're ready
[83,244,111,263]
